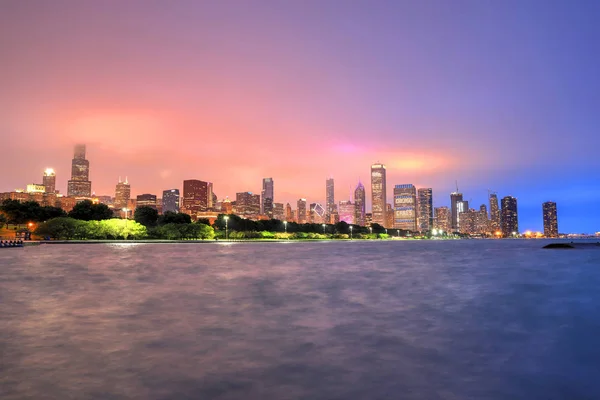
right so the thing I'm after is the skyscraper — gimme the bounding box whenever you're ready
[371,163,387,226]
[67,144,92,197]
[261,178,274,216]
[417,188,433,231]
[543,201,558,238]
[297,199,307,224]
[285,203,293,222]
[501,196,519,237]
[114,177,131,210]
[162,189,180,213]
[433,206,451,232]
[236,192,261,218]
[393,184,417,231]
[354,181,366,226]
[338,200,355,224]
[182,180,212,215]
[450,192,464,231]
[136,194,157,209]
[43,168,56,194]
[489,193,501,233]
[273,203,285,221]
[326,178,335,220]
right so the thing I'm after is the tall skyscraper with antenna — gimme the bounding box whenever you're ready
[114,177,131,210]
[67,144,92,197]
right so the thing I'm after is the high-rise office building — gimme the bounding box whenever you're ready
[261,178,274,216]
[114,177,131,210]
[393,184,417,231]
[297,199,307,224]
[273,202,285,221]
[67,144,92,197]
[162,189,180,213]
[309,203,326,223]
[326,178,335,220]
[459,208,489,235]
[450,192,463,231]
[236,192,261,218]
[501,196,519,237]
[386,203,394,229]
[417,188,433,231]
[433,206,451,232]
[182,180,212,215]
[489,193,501,233]
[285,203,293,222]
[543,201,558,238]
[371,163,387,226]
[354,181,366,226]
[338,200,355,224]
[478,204,489,233]
[43,168,56,194]
[136,194,157,209]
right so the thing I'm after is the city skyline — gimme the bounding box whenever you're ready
[1,2,599,232]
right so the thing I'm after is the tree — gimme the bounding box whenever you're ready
[134,206,159,227]
[0,213,6,229]
[196,223,215,240]
[39,206,67,221]
[68,200,113,221]
[157,211,192,225]
[35,217,85,240]
[335,221,349,234]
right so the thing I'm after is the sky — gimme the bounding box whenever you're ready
[1,0,599,233]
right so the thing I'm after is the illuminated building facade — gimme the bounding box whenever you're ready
[236,192,261,218]
[433,206,451,232]
[297,199,307,224]
[162,189,180,213]
[136,194,157,209]
[489,193,501,233]
[417,188,433,231]
[450,192,463,231]
[114,178,131,210]
[543,201,558,237]
[221,197,233,214]
[67,144,92,197]
[285,203,293,221]
[326,178,335,221]
[43,168,56,194]
[26,184,45,193]
[478,204,489,233]
[393,185,417,231]
[182,179,212,215]
[459,208,488,235]
[365,213,372,226]
[310,203,326,223]
[354,181,366,226]
[370,164,387,227]
[501,196,519,237]
[386,203,394,229]
[338,200,355,224]
[261,178,274,217]
[273,202,285,220]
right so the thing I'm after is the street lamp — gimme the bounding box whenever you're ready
[322,223,326,234]
[284,220,287,234]
[224,215,229,240]
[349,225,353,240]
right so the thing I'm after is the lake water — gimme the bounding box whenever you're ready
[1,240,600,399]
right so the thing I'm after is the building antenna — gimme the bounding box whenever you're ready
[455,180,459,193]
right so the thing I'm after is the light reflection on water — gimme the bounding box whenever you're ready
[1,240,600,399]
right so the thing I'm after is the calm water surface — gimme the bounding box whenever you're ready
[1,240,600,399]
